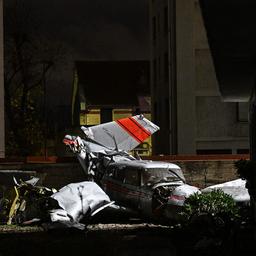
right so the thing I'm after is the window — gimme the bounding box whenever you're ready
[237,149,249,154]
[124,169,140,186]
[114,169,125,182]
[113,109,132,121]
[237,102,249,122]
[197,149,232,155]
[80,109,100,126]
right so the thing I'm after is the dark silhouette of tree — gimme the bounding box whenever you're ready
[4,0,64,156]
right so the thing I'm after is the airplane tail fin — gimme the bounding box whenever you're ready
[81,114,159,152]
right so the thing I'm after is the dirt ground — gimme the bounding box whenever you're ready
[0,219,254,256]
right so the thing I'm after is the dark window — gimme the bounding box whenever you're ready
[115,169,125,182]
[197,149,232,155]
[124,169,140,186]
[237,149,249,154]
[237,102,249,122]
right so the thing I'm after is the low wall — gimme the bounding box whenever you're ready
[174,160,238,188]
[0,158,241,192]
[0,163,85,198]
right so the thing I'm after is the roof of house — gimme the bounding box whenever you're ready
[75,60,150,108]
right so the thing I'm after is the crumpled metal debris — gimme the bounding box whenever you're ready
[4,177,57,225]
[49,181,114,230]
[0,177,114,230]
[202,178,250,204]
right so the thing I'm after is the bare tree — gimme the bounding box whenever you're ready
[4,0,65,156]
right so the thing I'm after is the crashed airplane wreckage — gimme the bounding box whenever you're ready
[1,115,250,229]
[63,115,200,223]
[1,115,201,229]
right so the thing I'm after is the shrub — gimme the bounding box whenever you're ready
[181,189,240,224]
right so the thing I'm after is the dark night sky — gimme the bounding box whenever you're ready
[5,0,149,106]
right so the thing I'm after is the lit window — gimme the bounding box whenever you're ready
[112,109,132,121]
[80,102,86,111]
[80,109,101,126]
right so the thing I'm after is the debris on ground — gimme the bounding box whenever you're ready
[0,177,114,230]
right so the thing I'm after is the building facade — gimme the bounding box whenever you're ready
[150,0,249,155]
[0,0,4,158]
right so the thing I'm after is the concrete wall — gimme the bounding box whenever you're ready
[0,160,239,197]
[0,163,85,197]
[0,0,4,158]
[176,160,238,188]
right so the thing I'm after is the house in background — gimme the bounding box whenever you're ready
[71,60,152,155]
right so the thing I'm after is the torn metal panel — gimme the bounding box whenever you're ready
[50,181,114,225]
[5,177,57,225]
[202,178,250,204]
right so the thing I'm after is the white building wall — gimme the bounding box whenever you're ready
[193,0,249,154]
[150,0,249,155]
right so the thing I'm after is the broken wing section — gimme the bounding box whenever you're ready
[81,115,160,152]
[50,181,114,229]
[202,178,250,204]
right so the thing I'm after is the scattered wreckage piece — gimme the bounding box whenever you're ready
[202,178,250,205]
[49,181,114,230]
[2,177,114,230]
[5,177,57,225]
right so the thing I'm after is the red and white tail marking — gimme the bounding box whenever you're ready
[84,115,159,152]
[116,116,151,143]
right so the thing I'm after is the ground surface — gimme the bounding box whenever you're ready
[0,218,254,256]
